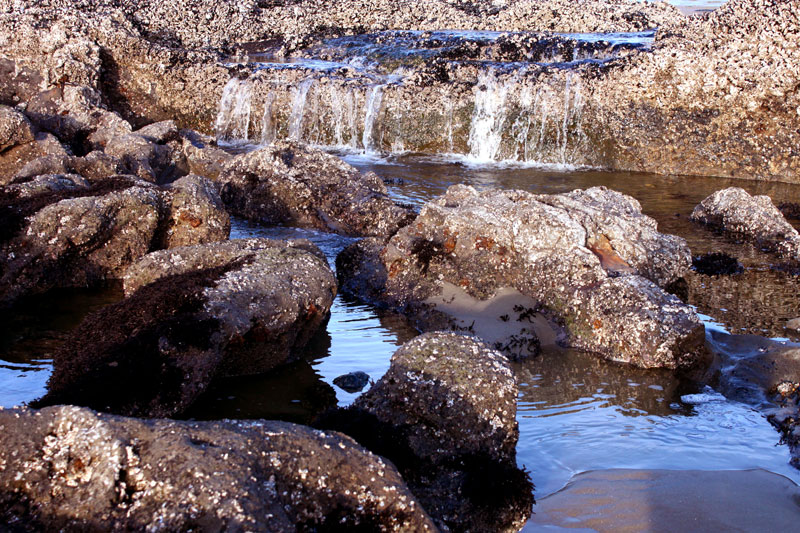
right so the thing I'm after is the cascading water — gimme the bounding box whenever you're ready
[215,78,253,142]
[213,30,646,163]
[362,84,384,154]
[288,79,315,141]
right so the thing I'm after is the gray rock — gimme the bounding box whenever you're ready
[12,154,75,182]
[339,185,706,370]
[0,405,436,532]
[0,104,34,151]
[333,371,371,393]
[181,129,233,180]
[37,238,336,417]
[71,150,124,181]
[320,332,531,532]
[691,187,800,262]
[104,134,173,184]
[136,119,180,144]
[218,141,414,237]
[161,174,230,249]
[0,176,163,306]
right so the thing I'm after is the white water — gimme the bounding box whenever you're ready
[467,69,511,162]
[288,79,315,141]
[215,78,253,142]
[361,84,384,154]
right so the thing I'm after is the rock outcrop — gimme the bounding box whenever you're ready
[36,239,336,417]
[691,187,800,262]
[217,142,414,237]
[0,405,436,531]
[338,185,706,370]
[318,332,532,532]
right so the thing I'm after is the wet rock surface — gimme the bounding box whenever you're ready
[318,332,532,532]
[0,405,436,532]
[37,239,336,417]
[217,141,414,237]
[691,187,800,262]
[0,176,163,307]
[339,185,706,370]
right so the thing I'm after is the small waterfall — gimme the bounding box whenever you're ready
[468,69,587,166]
[259,91,276,145]
[467,70,511,162]
[362,84,384,154]
[288,79,314,141]
[330,85,359,149]
[215,78,253,142]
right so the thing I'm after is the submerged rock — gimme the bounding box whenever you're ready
[692,252,743,276]
[0,405,436,531]
[36,239,336,417]
[691,187,800,262]
[217,142,414,237]
[333,371,371,393]
[339,185,705,370]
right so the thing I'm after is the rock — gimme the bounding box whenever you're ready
[339,185,706,370]
[181,129,233,180]
[0,176,163,306]
[71,150,124,181]
[161,174,230,249]
[333,371,371,393]
[788,318,800,333]
[318,332,532,532]
[0,405,436,531]
[104,134,175,184]
[691,187,800,262]
[218,141,414,237]
[136,119,179,144]
[0,132,70,185]
[35,238,336,417]
[692,252,743,276]
[12,154,75,182]
[0,105,34,151]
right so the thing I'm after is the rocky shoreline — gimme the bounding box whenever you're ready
[1,0,800,530]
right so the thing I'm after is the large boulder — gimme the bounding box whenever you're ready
[160,174,230,248]
[36,238,336,417]
[691,187,800,262]
[0,131,70,185]
[0,405,436,532]
[0,175,163,306]
[217,142,414,237]
[338,185,706,370]
[318,332,532,532]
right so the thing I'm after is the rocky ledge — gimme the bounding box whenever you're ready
[35,238,337,417]
[338,185,706,370]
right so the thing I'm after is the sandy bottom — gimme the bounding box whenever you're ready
[526,468,800,532]
[425,283,559,358]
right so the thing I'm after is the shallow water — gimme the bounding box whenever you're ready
[3,160,800,515]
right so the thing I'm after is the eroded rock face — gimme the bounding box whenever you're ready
[218,141,414,237]
[691,187,800,262]
[161,174,230,248]
[36,238,336,417]
[0,176,163,306]
[0,405,436,532]
[338,185,706,370]
[318,332,531,532]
